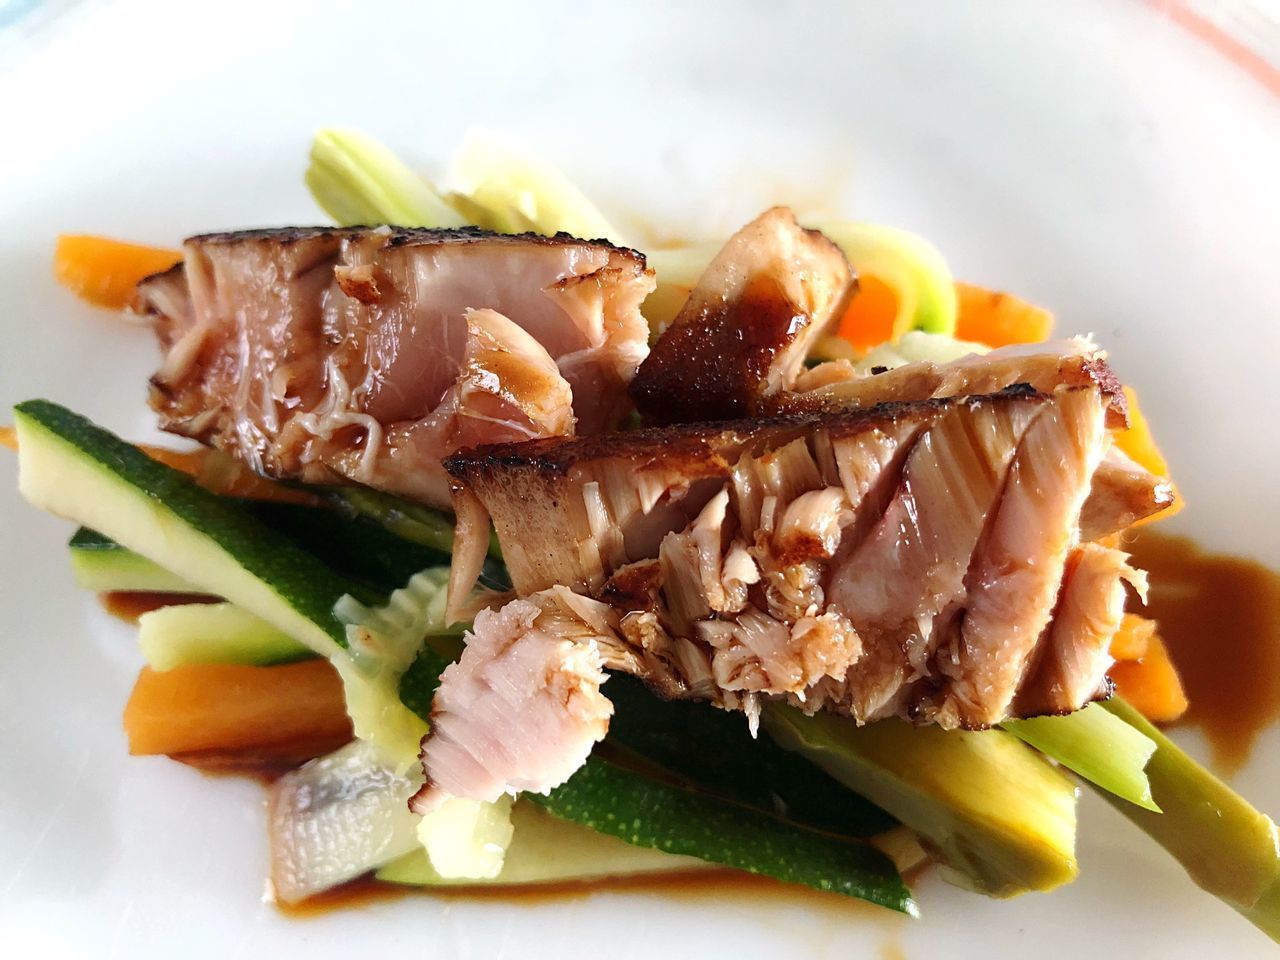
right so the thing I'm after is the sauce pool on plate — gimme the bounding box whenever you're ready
[1130,531,1280,775]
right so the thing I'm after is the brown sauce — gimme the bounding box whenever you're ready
[277,868,909,927]
[99,590,219,623]
[1129,531,1280,775]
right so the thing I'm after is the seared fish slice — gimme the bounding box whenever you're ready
[421,386,1146,806]
[630,207,854,424]
[136,226,654,509]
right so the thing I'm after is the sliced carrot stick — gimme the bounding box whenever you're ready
[1114,386,1185,527]
[123,660,351,757]
[836,274,898,352]
[1115,386,1170,477]
[0,425,15,452]
[1109,634,1190,724]
[1110,613,1157,662]
[54,234,182,310]
[954,281,1055,348]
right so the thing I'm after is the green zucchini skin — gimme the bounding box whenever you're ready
[16,399,352,653]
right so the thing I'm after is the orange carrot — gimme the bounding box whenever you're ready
[1109,613,1156,662]
[1109,633,1190,723]
[124,660,351,758]
[1114,385,1185,526]
[954,281,1055,348]
[1115,386,1170,477]
[0,425,15,452]
[54,234,182,310]
[836,274,898,352]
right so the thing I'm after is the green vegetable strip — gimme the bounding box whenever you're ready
[138,601,311,669]
[247,501,454,596]
[606,675,894,837]
[528,756,916,915]
[764,704,1078,898]
[306,128,466,229]
[68,527,198,594]
[1098,698,1280,942]
[1003,703,1159,811]
[19,400,908,906]
[72,500,459,607]
[326,486,505,570]
[15,400,352,652]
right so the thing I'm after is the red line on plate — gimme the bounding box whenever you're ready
[1146,0,1280,98]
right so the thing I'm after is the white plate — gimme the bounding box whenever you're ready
[2,1,1279,957]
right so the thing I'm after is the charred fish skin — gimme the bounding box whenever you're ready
[630,207,855,425]
[135,225,655,511]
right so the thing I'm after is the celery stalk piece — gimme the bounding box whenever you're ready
[306,129,466,228]
[446,130,626,243]
[1003,703,1160,812]
[814,220,958,338]
[1098,698,1280,942]
[763,704,1079,898]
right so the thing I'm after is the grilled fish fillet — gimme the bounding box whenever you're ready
[135,226,654,509]
[419,385,1149,807]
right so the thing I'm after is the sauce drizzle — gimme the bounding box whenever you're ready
[1129,531,1280,775]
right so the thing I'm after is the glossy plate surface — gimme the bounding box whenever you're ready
[1,1,1278,956]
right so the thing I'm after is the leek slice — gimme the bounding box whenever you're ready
[446,130,625,242]
[331,567,450,767]
[306,128,466,228]
[1003,703,1159,812]
[1098,698,1280,942]
[855,330,988,373]
[815,220,958,339]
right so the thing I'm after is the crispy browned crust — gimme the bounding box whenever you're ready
[444,387,1047,483]
[182,225,647,265]
[630,215,852,425]
[772,350,1129,429]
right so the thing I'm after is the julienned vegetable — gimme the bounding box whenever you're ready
[531,753,915,914]
[52,234,182,310]
[11,400,915,902]
[763,705,1079,898]
[307,128,465,230]
[446,129,627,243]
[1097,699,1280,938]
[379,799,711,888]
[68,527,198,594]
[14,400,352,658]
[12,399,509,878]
[954,281,1055,347]
[124,660,352,761]
[816,220,958,340]
[1003,704,1159,812]
[138,601,311,670]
